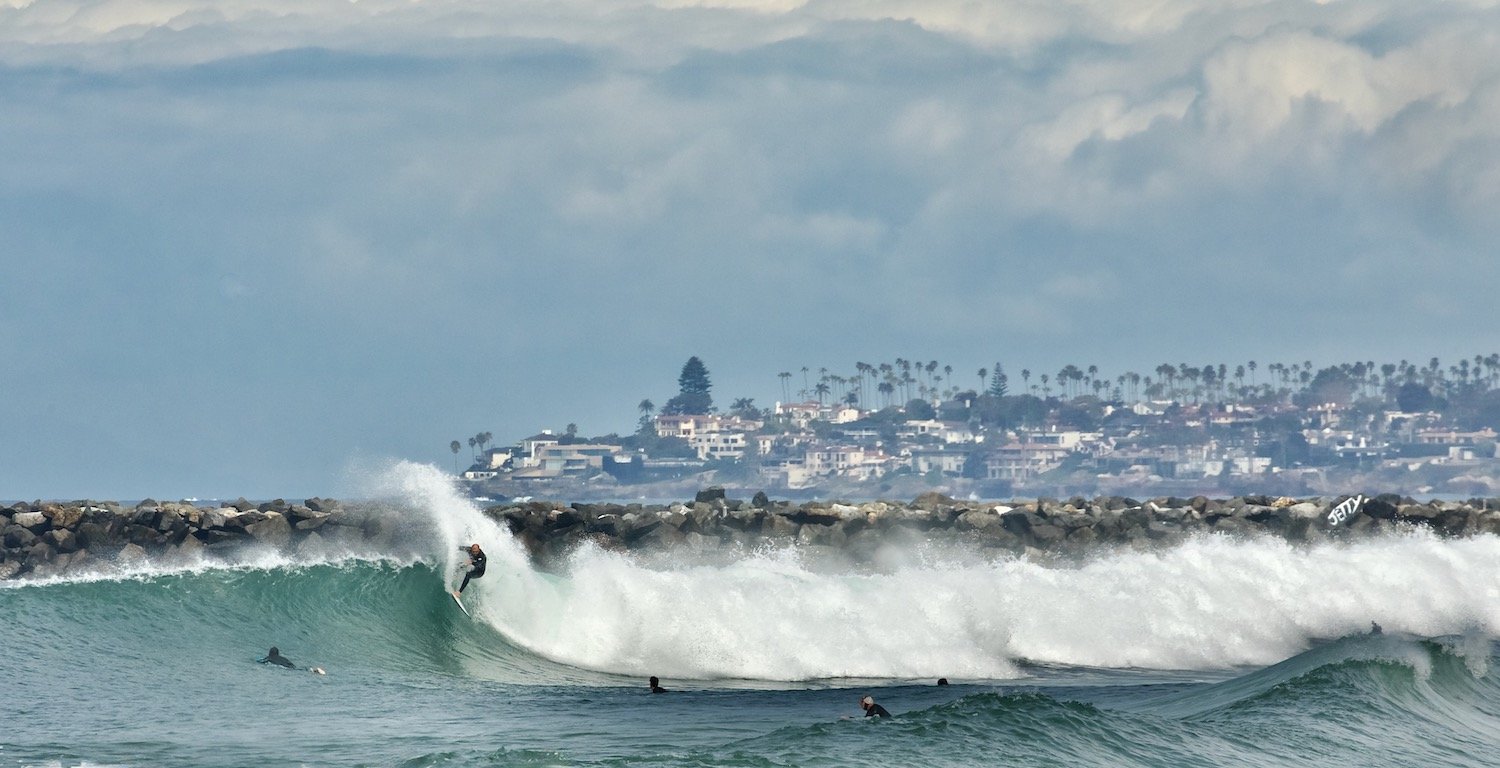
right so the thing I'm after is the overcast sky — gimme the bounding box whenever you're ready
[3,0,1499,499]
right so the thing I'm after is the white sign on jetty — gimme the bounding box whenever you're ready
[1327,494,1366,526]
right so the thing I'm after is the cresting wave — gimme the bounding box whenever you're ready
[12,461,1500,683]
[359,462,1500,680]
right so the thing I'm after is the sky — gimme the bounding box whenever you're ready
[2,0,1499,499]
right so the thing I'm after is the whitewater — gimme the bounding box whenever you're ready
[4,461,1499,767]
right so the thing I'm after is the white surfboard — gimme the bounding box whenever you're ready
[451,591,472,617]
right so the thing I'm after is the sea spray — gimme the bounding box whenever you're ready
[369,462,1500,681]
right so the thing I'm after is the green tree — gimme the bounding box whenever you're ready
[662,356,714,415]
[450,440,461,472]
[1397,382,1435,413]
[1294,366,1360,408]
[905,398,936,420]
[988,364,1009,397]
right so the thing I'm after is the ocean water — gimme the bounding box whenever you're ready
[4,463,1500,767]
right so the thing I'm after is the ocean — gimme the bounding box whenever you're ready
[4,463,1499,767]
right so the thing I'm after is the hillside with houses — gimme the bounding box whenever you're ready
[456,355,1500,500]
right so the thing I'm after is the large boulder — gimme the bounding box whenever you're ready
[955,508,999,532]
[156,507,186,534]
[4,524,38,549]
[1030,524,1067,546]
[46,528,79,553]
[304,497,337,513]
[1000,509,1039,537]
[116,543,149,565]
[75,519,122,550]
[911,491,958,512]
[694,487,727,504]
[172,533,205,561]
[245,512,292,549]
[293,511,332,532]
[201,507,240,530]
[12,511,48,533]
[762,513,800,538]
[43,505,84,530]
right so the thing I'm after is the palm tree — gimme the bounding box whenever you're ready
[450,440,461,473]
[467,436,477,459]
[977,368,988,392]
[777,372,792,402]
[814,381,831,405]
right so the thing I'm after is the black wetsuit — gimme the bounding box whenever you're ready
[459,549,487,593]
[864,703,891,718]
[260,652,296,669]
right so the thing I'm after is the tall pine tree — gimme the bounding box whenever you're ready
[662,356,714,415]
[988,363,1009,397]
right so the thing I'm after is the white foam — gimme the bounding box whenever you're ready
[377,462,1500,681]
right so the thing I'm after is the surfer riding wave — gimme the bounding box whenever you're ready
[454,543,486,597]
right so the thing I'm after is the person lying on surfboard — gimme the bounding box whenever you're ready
[260,646,296,669]
[259,646,327,675]
[454,543,487,596]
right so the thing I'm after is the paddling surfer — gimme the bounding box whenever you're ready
[454,543,487,596]
[259,646,296,669]
[860,695,891,718]
[259,646,326,675]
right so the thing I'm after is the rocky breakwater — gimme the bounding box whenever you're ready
[0,498,395,580]
[490,489,1500,566]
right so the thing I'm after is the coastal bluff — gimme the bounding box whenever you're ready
[5,491,1500,580]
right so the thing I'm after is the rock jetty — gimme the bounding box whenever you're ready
[0,497,396,580]
[5,491,1500,579]
[490,490,1500,565]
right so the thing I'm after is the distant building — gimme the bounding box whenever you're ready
[1414,427,1497,446]
[532,443,625,475]
[689,430,749,461]
[773,401,827,429]
[984,441,1073,481]
[909,446,969,476]
[655,414,762,440]
[899,420,976,444]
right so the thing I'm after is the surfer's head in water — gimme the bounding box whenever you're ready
[649,676,667,694]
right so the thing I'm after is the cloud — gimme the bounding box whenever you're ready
[4,0,1500,495]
